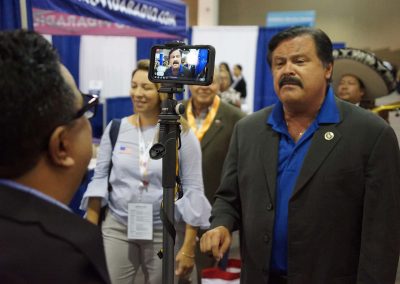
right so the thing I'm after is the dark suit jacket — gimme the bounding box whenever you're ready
[183,100,245,203]
[233,77,247,98]
[0,184,111,284]
[211,99,400,284]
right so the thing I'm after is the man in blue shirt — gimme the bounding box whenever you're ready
[200,27,400,284]
[0,30,110,283]
[163,47,193,78]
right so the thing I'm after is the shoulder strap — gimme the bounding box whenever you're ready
[107,119,121,193]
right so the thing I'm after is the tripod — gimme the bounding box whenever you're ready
[150,83,185,284]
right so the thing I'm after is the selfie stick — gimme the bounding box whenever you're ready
[150,75,185,283]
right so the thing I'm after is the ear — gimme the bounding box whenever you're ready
[325,63,333,81]
[48,126,75,168]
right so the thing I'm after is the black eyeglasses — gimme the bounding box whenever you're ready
[73,93,99,120]
[41,93,99,151]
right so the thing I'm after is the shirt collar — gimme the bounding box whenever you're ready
[267,86,340,131]
[0,179,72,212]
[190,97,215,118]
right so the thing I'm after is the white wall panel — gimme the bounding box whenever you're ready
[79,36,137,101]
[192,26,258,112]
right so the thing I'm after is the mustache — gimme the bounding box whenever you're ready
[173,60,180,65]
[278,75,303,88]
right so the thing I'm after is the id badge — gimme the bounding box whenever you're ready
[127,203,153,240]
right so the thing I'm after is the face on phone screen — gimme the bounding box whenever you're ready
[149,45,215,85]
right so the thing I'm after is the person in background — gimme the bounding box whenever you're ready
[81,59,211,284]
[219,69,241,108]
[201,26,400,284]
[232,64,247,99]
[336,74,365,104]
[184,69,245,283]
[332,47,396,109]
[219,62,234,84]
[164,48,193,78]
[0,30,110,284]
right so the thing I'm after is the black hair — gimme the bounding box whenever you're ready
[234,64,242,71]
[267,26,333,68]
[341,74,366,91]
[356,76,366,90]
[168,47,182,61]
[0,30,76,178]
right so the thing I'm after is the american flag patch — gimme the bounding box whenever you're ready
[118,145,133,154]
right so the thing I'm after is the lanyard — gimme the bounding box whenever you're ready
[137,116,158,192]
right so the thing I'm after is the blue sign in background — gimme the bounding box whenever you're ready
[266,10,315,28]
[32,0,188,38]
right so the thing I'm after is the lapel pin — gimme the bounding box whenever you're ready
[324,132,334,140]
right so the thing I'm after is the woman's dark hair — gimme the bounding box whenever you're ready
[219,62,233,83]
[0,30,76,178]
[267,26,333,68]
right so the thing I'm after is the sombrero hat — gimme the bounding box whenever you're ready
[332,48,396,99]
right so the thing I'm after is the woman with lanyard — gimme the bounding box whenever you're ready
[81,60,211,284]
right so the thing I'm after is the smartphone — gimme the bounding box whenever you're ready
[148,44,215,85]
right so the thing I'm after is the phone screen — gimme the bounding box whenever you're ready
[149,45,215,85]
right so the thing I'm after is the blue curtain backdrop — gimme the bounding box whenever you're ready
[105,97,133,124]
[52,36,81,86]
[253,27,285,112]
[0,0,33,30]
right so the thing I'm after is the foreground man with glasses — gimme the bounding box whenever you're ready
[0,30,110,284]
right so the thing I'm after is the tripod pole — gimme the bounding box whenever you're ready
[160,113,178,284]
[151,85,184,284]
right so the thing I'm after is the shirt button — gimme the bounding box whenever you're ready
[266,203,273,211]
[263,235,270,243]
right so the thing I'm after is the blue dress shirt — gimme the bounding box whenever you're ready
[267,87,340,274]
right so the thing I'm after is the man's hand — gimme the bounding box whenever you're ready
[200,226,231,261]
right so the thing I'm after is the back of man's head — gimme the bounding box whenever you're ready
[0,30,75,178]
